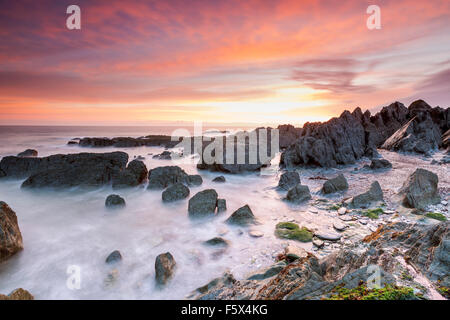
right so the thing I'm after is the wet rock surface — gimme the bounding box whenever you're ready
[147,166,201,189]
[105,194,126,208]
[0,202,23,262]
[277,171,300,190]
[225,205,256,226]
[155,252,176,286]
[188,189,219,218]
[162,183,190,202]
[112,159,148,189]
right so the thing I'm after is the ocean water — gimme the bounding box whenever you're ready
[0,126,448,299]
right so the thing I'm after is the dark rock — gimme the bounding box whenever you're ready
[321,174,348,194]
[105,194,126,208]
[67,140,78,145]
[162,183,190,202]
[225,205,256,226]
[364,158,392,170]
[247,261,287,280]
[442,129,450,150]
[277,171,300,190]
[78,135,182,149]
[217,199,227,213]
[204,237,229,247]
[112,159,148,189]
[147,166,195,189]
[278,124,303,148]
[188,174,203,186]
[350,181,383,208]
[152,151,172,160]
[0,152,128,188]
[17,149,38,157]
[105,250,122,264]
[155,252,176,286]
[212,176,226,183]
[0,202,23,262]
[188,189,218,218]
[286,184,311,203]
[398,168,440,209]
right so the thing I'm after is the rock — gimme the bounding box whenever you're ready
[0,152,129,188]
[278,124,303,148]
[105,250,122,264]
[249,230,263,238]
[67,140,78,145]
[0,288,34,300]
[105,194,126,208]
[188,174,203,186]
[333,222,347,232]
[312,239,324,248]
[314,230,342,241]
[0,202,23,262]
[339,215,353,221]
[398,168,440,209]
[442,129,450,150]
[212,176,226,183]
[17,149,38,157]
[321,174,348,194]
[217,199,227,213]
[204,237,229,247]
[274,222,313,242]
[338,207,347,215]
[112,159,148,188]
[188,189,218,218]
[147,166,201,189]
[246,261,286,280]
[277,171,300,190]
[382,111,442,154]
[365,158,392,170]
[78,135,182,149]
[162,183,190,202]
[286,183,311,203]
[155,252,176,286]
[225,205,256,226]
[350,181,383,208]
[285,245,308,261]
[152,151,172,160]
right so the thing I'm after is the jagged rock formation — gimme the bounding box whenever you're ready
[277,171,300,190]
[397,168,440,209]
[0,202,23,262]
[280,100,449,168]
[349,181,383,208]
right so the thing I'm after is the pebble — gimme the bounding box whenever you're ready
[359,219,369,225]
[314,231,342,241]
[249,230,264,238]
[338,207,347,215]
[312,239,324,248]
[309,209,319,214]
[339,215,353,221]
[333,222,347,232]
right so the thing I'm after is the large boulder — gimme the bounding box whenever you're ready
[277,171,300,190]
[112,159,148,188]
[188,189,219,218]
[155,252,176,286]
[350,181,383,208]
[321,174,348,194]
[286,184,311,203]
[162,183,190,202]
[17,149,38,157]
[147,166,201,189]
[397,169,440,209]
[0,202,23,262]
[225,205,256,226]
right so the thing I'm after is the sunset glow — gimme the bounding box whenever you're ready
[1,0,449,126]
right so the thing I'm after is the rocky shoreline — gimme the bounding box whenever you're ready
[0,99,448,300]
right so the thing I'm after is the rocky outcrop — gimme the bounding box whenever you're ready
[188,189,219,218]
[17,149,38,157]
[0,202,23,262]
[105,194,126,208]
[277,125,302,148]
[349,181,383,208]
[78,135,182,149]
[192,221,448,300]
[112,159,148,189]
[286,184,311,203]
[225,205,256,226]
[321,174,348,194]
[147,166,202,189]
[397,168,440,209]
[277,171,300,190]
[155,252,176,286]
[162,183,190,202]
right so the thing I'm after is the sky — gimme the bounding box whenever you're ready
[0,0,449,126]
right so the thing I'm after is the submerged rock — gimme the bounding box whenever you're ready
[286,184,311,203]
[112,159,148,189]
[398,168,440,209]
[17,149,38,157]
[277,171,300,190]
[188,174,203,186]
[105,250,122,264]
[162,183,190,202]
[155,252,177,286]
[225,205,256,226]
[0,202,23,262]
[148,166,201,189]
[204,237,229,247]
[212,176,226,183]
[188,189,218,218]
[350,181,383,208]
[217,199,227,213]
[321,174,348,194]
[105,194,126,208]
[152,151,172,160]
